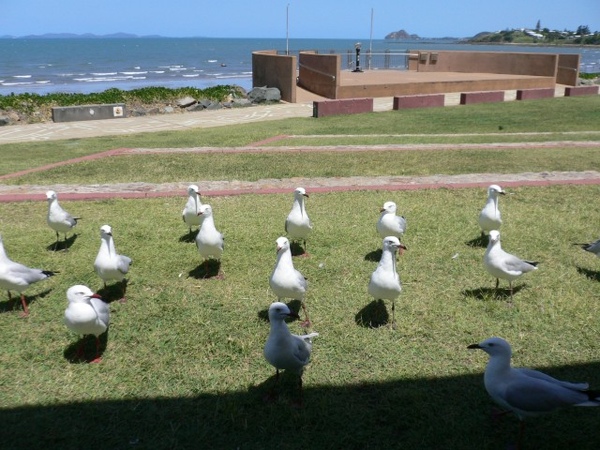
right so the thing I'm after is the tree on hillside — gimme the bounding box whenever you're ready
[535,20,541,31]
[576,25,590,35]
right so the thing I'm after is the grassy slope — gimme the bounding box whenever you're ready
[1,96,600,449]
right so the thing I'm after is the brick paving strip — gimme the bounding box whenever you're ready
[1,141,600,203]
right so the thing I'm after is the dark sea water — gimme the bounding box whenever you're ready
[0,37,598,95]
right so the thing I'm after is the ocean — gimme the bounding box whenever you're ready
[0,37,598,96]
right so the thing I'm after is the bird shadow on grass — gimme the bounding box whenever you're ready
[188,260,222,280]
[46,233,79,252]
[575,266,600,283]
[96,281,128,304]
[465,235,488,248]
[178,230,198,243]
[290,242,307,257]
[364,248,382,262]
[0,289,52,314]
[355,299,390,328]
[257,299,303,323]
[63,331,109,364]
[462,285,526,301]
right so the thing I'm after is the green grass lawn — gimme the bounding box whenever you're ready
[1,97,600,449]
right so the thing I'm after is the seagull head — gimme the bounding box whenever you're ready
[45,190,57,201]
[383,236,407,254]
[468,336,512,359]
[488,185,506,197]
[66,285,102,304]
[276,236,290,253]
[197,204,212,217]
[268,301,300,322]
[294,187,308,198]
[100,224,113,237]
[380,201,397,214]
[187,184,199,195]
[488,230,501,245]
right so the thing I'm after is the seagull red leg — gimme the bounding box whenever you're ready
[19,294,29,317]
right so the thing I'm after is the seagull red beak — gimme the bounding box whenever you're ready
[91,293,103,300]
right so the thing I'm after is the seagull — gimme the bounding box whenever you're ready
[264,301,318,402]
[0,234,56,317]
[195,204,224,275]
[46,190,80,250]
[478,184,505,238]
[376,201,406,240]
[64,284,109,363]
[285,187,313,255]
[269,236,310,327]
[575,238,600,257]
[468,337,600,447]
[483,230,538,299]
[182,184,203,233]
[368,236,407,328]
[93,225,132,301]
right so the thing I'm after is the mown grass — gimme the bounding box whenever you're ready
[1,97,600,449]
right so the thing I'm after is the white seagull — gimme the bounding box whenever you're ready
[182,184,203,233]
[195,204,224,275]
[93,225,132,301]
[478,184,505,238]
[46,190,80,250]
[483,230,538,299]
[0,234,56,317]
[285,187,313,255]
[576,237,600,258]
[269,236,310,327]
[64,284,109,363]
[264,301,318,401]
[468,337,600,446]
[368,236,407,327]
[376,201,406,240]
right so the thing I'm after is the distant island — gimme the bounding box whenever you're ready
[385,25,599,45]
[0,33,166,39]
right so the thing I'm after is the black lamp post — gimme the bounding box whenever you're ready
[352,42,363,73]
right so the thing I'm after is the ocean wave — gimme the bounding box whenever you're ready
[13,75,32,79]
[120,71,148,75]
[91,72,118,76]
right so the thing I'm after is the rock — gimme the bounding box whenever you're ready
[232,98,252,107]
[0,116,10,126]
[163,106,175,114]
[205,101,222,110]
[177,96,197,108]
[248,86,281,103]
[186,103,205,112]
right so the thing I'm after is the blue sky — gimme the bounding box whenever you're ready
[2,0,599,39]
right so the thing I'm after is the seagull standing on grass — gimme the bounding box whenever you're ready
[46,190,80,250]
[575,237,600,257]
[368,236,407,328]
[264,302,318,402]
[285,187,313,255]
[64,285,109,363]
[195,204,224,274]
[0,234,56,317]
[376,201,406,240]
[93,225,132,301]
[478,185,505,238]
[483,230,538,299]
[468,337,600,447]
[269,237,310,327]
[182,184,203,233]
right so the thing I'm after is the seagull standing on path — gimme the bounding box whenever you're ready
[269,237,310,327]
[93,225,132,301]
[376,201,406,240]
[368,236,407,328]
[478,185,505,238]
[285,187,313,255]
[264,302,318,402]
[468,337,600,447]
[182,184,203,233]
[483,230,538,300]
[575,237,600,257]
[0,234,56,317]
[64,285,109,363]
[46,190,80,250]
[195,204,224,275]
